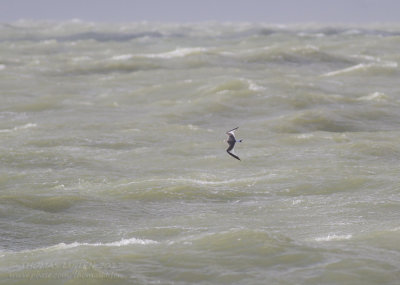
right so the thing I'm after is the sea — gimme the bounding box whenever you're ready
[1,21,400,285]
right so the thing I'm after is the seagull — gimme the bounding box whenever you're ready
[226,127,243,160]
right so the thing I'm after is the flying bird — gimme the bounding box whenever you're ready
[226,127,242,160]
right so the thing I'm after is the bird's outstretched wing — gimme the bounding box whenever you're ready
[226,127,239,135]
[227,150,240,160]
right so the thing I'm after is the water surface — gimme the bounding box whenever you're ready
[1,21,400,284]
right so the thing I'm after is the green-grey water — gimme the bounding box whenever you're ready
[1,21,400,284]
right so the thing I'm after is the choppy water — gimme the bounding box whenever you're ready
[1,21,400,284]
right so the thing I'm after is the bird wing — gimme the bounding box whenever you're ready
[227,150,240,160]
[226,127,238,135]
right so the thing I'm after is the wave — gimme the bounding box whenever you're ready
[2,30,165,43]
[108,48,209,62]
[322,61,398,77]
[187,228,308,262]
[115,171,275,189]
[241,45,355,67]
[2,237,158,255]
[139,47,208,59]
[66,47,209,75]
[54,237,158,249]
[315,234,353,242]
[1,194,85,213]
[110,54,133,61]
[207,78,266,95]
[294,26,400,37]
[66,58,160,75]
[0,123,37,133]
[357,92,388,102]
[60,31,164,42]
[3,22,400,44]
[105,173,275,202]
[271,110,360,133]
[244,79,266,92]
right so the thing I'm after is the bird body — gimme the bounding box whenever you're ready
[226,127,242,160]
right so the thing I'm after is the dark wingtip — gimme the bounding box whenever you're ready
[227,150,241,161]
[226,126,239,133]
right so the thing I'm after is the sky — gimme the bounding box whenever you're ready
[1,0,400,23]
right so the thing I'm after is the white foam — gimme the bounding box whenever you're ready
[141,47,207,59]
[119,177,241,187]
[111,54,133,61]
[50,237,158,250]
[187,124,199,130]
[351,54,379,62]
[297,133,314,139]
[15,123,37,130]
[0,237,157,255]
[292,199,303,205]
[169,176,255,186]
[117,172,277,189]
[357,92,387,102]
[246,80,266,91]
[322,63,368,77]
[0,123,37,133]
[0,64,6,70]
[382,61,398,68]
[323,61,398,77]
[315,234,352,242]
[291,45,320,53]
[102,237,158,246]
